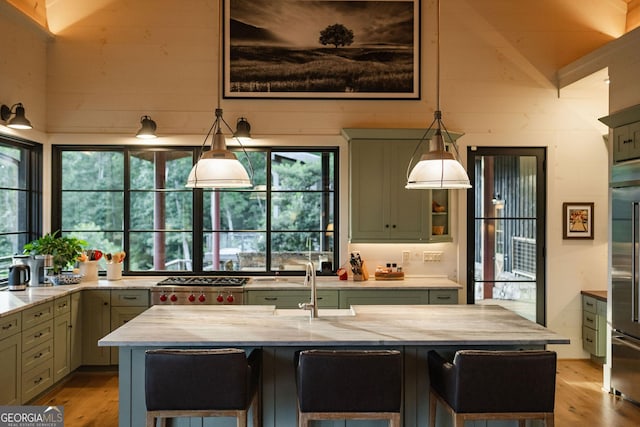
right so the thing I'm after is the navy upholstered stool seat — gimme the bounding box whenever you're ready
[145,348,260,427]
[295,349,402,427]
[428,349,557,427]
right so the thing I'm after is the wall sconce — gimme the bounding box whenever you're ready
[234,117,252,139]
[1,103,33,129]
[136,115,157,139]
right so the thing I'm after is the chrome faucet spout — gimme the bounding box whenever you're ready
[298,261,318,318]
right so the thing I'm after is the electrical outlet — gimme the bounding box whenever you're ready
[402,250,411,263]
[423,251,443,262]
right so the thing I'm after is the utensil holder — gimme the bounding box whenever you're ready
[79,260,99,281]
[106,263,122,281]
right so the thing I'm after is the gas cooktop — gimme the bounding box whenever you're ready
[156,276,250,287]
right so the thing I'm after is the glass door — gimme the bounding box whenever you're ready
[466,147,547,324]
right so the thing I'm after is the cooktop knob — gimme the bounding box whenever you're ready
[159,294,167,302]
[226,294,234,303]
[170,294,178,302]
[198,294,206,303]
[188,294,196,302]
[216,294,224,303]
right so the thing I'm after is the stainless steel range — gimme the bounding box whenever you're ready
[151,276,250,305]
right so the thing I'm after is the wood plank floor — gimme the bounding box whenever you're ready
[34,359,640,426]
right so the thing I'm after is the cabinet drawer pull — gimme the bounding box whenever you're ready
[585,302,594,307]
[121,296,138,300]
[58,303,68,309]
[436,295,451,300]
[34,312,44,318]
[34,377,43,385]
[34,332,44,338]
[2,323,14,330]
[586,338,593,343]
[264,297,278,301]
[34,352,43,359]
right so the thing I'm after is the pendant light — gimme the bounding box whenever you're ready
[185,0,253,189]
[186,108,252,188]
[406,0,471,190]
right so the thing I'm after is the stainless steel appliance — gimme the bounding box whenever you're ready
[8,263,30,291]
[611,161,640,404]
[12,254,53,287]
[151,276,250,305]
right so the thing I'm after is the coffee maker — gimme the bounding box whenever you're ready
[12,254,52,287]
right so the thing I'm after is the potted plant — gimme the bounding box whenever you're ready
[23,231,87,276]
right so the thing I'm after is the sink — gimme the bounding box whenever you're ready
[274,308,357,318]
[252,278,301,283]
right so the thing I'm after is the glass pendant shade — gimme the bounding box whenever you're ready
[406,131,471,189]
[405,151,471,189]
[185,130,252,188]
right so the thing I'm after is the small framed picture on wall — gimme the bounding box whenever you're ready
[563,202,594,240]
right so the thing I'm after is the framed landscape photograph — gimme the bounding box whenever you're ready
[223,0,420,99]
[563,202,594,240]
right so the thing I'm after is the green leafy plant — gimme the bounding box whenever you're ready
[23,231,87,274]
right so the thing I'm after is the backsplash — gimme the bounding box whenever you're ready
[347,243,458,281]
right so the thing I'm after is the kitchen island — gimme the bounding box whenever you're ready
[100,304,568,427]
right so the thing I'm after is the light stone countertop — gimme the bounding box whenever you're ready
[0,275,460,318]
[98,304,569,347]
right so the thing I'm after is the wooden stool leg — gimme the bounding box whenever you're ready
[429,391,437,427]
[454,413,464,427]
[519,420,526,427]
[390,412,401,427]
[145,414,154,427]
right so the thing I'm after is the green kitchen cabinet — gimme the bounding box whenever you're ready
[82,290,111,366]
[21,301,55,402]
[83,289,149,366]
[0,313,21,405]
[246,290,339,308]
[110,292,149,365]
[53,295,72,382]
[339,289,431,307]
[582,294,607,360]
[599,105,640,163]
[344,128,458,243]
[69,291,82,372]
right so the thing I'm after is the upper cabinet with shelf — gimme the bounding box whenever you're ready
[599,104,640,163]
[343,128,462,243]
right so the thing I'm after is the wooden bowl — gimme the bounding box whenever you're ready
[432,226,445,235]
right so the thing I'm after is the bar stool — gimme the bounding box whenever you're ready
[145,348,260,427]
[295,349,402,427]
[428,349,557,427]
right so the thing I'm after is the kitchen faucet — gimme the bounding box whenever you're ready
[299,261,318,318]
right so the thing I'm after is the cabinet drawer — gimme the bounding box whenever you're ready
[0,313,21,340]
[111,289,149,307]
[22,340,53,373]
[582,326,605,357]
[582,310,604,330]
[247,290,339,308]
[54,295,71,316]
[22,319,54,352]
[22,359,54,402]
[582,296,598,314]
[429,290,458,305]
[22,301,54,330]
